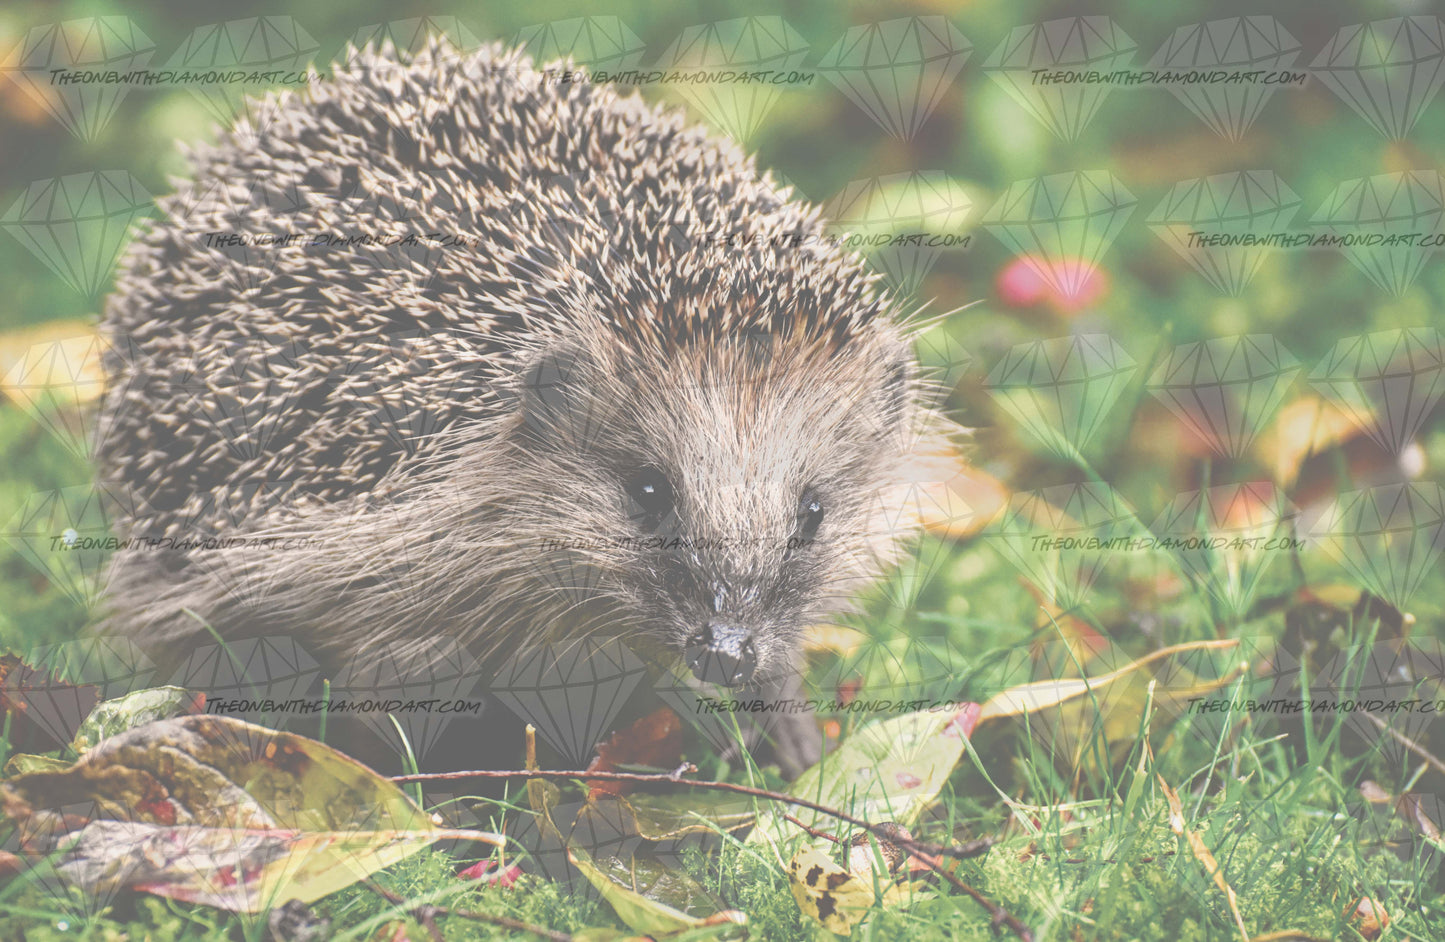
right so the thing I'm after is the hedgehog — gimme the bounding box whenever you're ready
[94,40,955,773]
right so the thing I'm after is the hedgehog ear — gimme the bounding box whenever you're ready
[514,346,601,449]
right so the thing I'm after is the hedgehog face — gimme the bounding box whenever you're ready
[517,335,917,688]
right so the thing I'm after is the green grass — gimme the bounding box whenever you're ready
[3,425,1444,940]
[3,0,1445,936]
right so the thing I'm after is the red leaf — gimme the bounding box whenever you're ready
[586,706,683,798]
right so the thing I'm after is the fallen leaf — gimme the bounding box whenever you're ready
[750,704,980,852]
[0,715,503,912]
[71,686,206,754]
[804,624,869,658]
[0,653,101,755]
[911,450,1009,540]
[570,847,747,940]
[1346,897,1389,940]
[0,320,104,406]
[587,706,684,798]
[1254,394,1360,489]
[787,844,913,936]
[978,639,1238,722]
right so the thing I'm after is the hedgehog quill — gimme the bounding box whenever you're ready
[95,41,959,773]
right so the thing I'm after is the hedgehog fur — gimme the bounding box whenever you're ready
[96,39,948,703]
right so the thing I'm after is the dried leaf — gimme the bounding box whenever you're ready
[0,715,502,912]
[71,686,205,754]
[569,847,746,939]
[586,707,684,798]
[978,639,1238,722]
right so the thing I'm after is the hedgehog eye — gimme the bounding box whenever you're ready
[624,466,674,526]
[798,492,825,541]
[783,491,824,562]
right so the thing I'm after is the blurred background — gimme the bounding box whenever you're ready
[0,0,1441,710]
[3,6,1445,938]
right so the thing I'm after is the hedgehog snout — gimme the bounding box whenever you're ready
[684,620,757,688]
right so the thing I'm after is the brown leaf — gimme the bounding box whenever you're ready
[1346,897,1389,940]
[586,707,684,797]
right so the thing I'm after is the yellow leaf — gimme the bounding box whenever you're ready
[787,846,880,936]
[910,450,1009,540]
[977,639,1238,723]
[1254,395,1360,488]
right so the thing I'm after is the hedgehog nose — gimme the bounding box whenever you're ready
[685,621,757,688]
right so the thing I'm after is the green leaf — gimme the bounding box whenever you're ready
[749,704,980,852]
[616,792,757,841]
[70,685,203,754]
[569,846,747,940]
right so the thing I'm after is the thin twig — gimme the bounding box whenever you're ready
[364,877,569,942]
[396,766,977,859]
[780,812,995,860]
[395,767,1031,941]
[781,812,842,843]
[908,845,1034,942]
[1361,710,1445,779]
